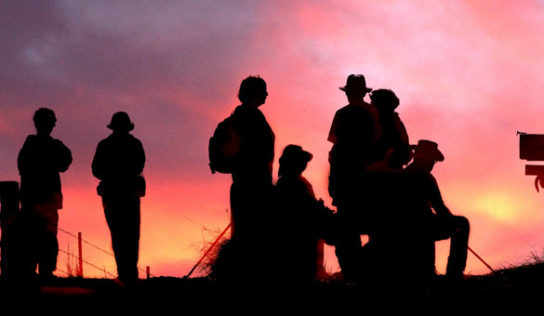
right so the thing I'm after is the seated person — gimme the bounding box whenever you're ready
[275,145,334,282]
[405,140,470,280]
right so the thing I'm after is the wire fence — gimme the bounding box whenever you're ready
[58,248,117,278]
[58,227,114,257]
[57,227,155,278]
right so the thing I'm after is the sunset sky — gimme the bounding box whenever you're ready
[2,1,544,278]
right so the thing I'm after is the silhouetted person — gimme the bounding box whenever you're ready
[370,89,411,170]
[327,74,380,281]
[275,145,333,282]
[405,140,470,280]
[229,76,275,278]
[92,112,146,285]
[18,108,72,281]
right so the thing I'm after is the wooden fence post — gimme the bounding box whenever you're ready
[78,232,83,278]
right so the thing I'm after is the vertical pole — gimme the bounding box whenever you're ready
[146,266,150,279]
[0,181,20,279]
[78,232,83,278]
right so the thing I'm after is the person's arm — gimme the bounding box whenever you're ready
[53,139,72,173]
[429,174,453,216]
[91,141,105,180]
[327,112,339,144]
[134,139,146,175]
[17,137,32,177]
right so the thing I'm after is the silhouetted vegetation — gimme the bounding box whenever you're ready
[2,263,544,312]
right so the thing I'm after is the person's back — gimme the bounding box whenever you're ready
[92,132,145,194]
[231,103,274,184]
[327,74,379,281]
[328,75,380,204]
[329,104,379,170]
[92,111,145,284]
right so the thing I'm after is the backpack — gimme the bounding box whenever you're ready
[208,115,240,174]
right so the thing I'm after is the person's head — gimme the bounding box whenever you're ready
[238,76,268,107]
[278,145,313,177]
[410,140,444,172]
[370,89,399,114]
[33,108,56,136]
[339,74,372,101]
[107,111,134,133]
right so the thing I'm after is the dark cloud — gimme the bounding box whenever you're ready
[0,1,265,183]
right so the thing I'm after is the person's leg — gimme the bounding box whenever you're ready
[38,209,59,279]
[445,216,470,278]
[104,195,141,283]
[433,215,470,278]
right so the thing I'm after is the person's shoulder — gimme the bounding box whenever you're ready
[96,134,115,148]
[130,134,144,146]
[335,104,352,115]
[23,134,36,143]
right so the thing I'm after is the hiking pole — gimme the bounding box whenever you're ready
[184,223,232,279]
[468,246,495,273]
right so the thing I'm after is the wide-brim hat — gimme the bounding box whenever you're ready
[410,140,444,162]
[339,74,372,93]
[107,111,134,131]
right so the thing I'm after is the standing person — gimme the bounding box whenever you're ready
[229,76,275,278]
[327,74,381,281]
[18,108,72,282]
[405,140,470,280]
[92,112,146,285]
[369,89,411,170]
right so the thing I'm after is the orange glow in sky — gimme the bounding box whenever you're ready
[2,1,544,278]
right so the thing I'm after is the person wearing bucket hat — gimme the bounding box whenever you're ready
[327,74,381,281]
[275,145,334,282]
[18,107,72,282]
[406,140,470,280]
[92,112,146,285]
[107,111,134,132]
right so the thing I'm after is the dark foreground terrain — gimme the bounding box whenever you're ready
[1,263,544,313]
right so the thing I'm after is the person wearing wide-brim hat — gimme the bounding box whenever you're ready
[327,74,381,281]
[405,139,470,280]
[92,111,146,285]
[410,139,445,166]
[338,74,373,94]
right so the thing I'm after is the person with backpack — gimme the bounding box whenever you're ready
[209,76,275,279]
